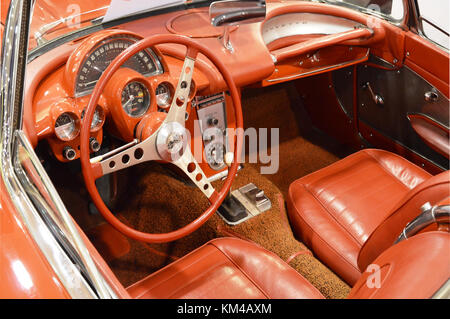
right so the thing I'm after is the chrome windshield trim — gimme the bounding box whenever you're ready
[1,0,117,299]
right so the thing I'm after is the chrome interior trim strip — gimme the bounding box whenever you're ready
[14,130,117,298]
[432,279,450,299]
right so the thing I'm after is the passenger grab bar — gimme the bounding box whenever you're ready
[395,204,450,244]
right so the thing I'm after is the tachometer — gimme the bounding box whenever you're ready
[121,81,150,117]
[75,34,162,97]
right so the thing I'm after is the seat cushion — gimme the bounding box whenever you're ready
[287,149,430,285]
[127,237,324,299]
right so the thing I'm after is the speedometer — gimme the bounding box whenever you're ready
[75,34,163,97]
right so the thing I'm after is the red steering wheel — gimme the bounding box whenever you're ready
[80,34,243,243]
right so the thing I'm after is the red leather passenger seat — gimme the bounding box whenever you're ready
[127,233,449,299]
[286,149,449,285]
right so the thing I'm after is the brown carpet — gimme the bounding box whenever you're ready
[241,85,353,197]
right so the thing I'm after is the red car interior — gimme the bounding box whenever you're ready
[1,0,449,299]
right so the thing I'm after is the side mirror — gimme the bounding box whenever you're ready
[209,0,266,27]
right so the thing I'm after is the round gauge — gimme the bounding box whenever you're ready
[205,142,226,170]
[75,35,162,97]
[81,106,105,131]
[121,81,150,117]
[156,82,173,108]
[55,112,79,141]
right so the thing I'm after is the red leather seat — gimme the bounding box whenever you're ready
[127,237,324,299]
[348,231,450,299]
[286,149,449,285]
[127,233,449,299]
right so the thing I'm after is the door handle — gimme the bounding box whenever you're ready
[424,90,439,102]
[363,82,384,105]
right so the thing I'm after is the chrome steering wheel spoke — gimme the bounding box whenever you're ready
[172,146,215,199]
[91,134,160,178]
[164,49,197,125]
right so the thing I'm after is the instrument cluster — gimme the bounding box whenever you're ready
[40,30,200,162]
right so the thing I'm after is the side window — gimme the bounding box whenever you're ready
[416,0,449,50]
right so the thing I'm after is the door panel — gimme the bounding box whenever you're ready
[356,63,449,169]
[404,32,449,98]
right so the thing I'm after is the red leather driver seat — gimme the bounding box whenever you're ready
[286,149,449,285]
[127,233,449,299]
[127,237,324,299]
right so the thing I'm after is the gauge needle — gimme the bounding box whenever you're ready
[92,65,103,73]
[122,95,135,109]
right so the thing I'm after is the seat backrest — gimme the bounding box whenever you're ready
[349,231,450,299]
[357,171,450,271]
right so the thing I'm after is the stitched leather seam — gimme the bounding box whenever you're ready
[164,262,230,299]
[291,150,371,183]
[364,150,422,190]
[288,185,361,277]
[303,183,363,247]
[130,248,217,298]
[209,241,271,299]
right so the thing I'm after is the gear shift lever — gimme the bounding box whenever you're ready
[218,152,248,224]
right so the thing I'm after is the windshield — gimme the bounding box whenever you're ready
[4,0,403,52]
[322,0,404,21]
[23,0,207,51]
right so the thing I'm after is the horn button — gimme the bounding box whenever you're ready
[156,122,188,161]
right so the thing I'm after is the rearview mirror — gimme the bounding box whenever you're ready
[209,0,266,27]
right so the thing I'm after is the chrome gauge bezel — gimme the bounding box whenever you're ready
[54,112,80,141]
[81,105,105,132]
[155,82,174,108]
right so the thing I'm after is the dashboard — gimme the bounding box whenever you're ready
[28,2,397,178]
